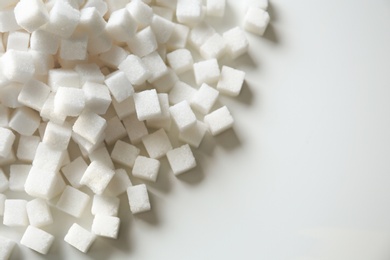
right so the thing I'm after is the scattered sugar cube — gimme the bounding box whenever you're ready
[56,186,90,218]
[92,214,120,239]
[0,127,15,158]
[105,71,134,103]
[151,15,174,44]
[89,143,114,168]
[80,161,115,194]
[176,0,203,24]
[54,87,85,117]
[118,54,151,86]
[126,0,153,26]
[168,81,197,105]
[193,59,220,85]
[104,116,127,146]
[17,135,40,162]
[127,27,157,58]
[9,164,31,191]
[204,106,234,135]
[217,66,246,96]
[0,83,23,109]
[14,0,48,33]
[106,8,137,42]
[26,198,53,228]
[200,33,227,59]
[134,89,162,121]
[64,223,96,253]
[206,0,226,17]
[87,31,113,55]
[47,68,81,91]
[33,142,65,172]
[142,128,172,159]
[166,144,197,175]
[146,93,172,131]
[179,121,207,148]
[104,168,132,197]
[61,156,88,188]
[9,107,40,136]
[122,113,149,144]
[3,199,28,227]
[0,236,15,260]
[223,26,249,59]
[74,63,105,84]
[166,23,189,51]
[24,166,63,200]
[167,49,194,74]
[60,34,89,61]
[112,96,136,120]
[30,30,59,55]
[91,195,120,217]
[82,81,111,115]
[99,45,128,69]
[189,22,216,51]
[6,31,30,51]
[21,225,54,255]
[18,79,50,112]
[79,7,106,36]
[132,156,160,182]
[111,140,140,168]
[127,184,150,214]
[142,51,168,83]
[152,68,179,93]
[73,111,107,144]
[169,100,197,131]
[42,121,72,150]
[0,9,20,33]
[190,83,219,114]
[243,7,270,36]
[46,0,80,38]
[1,50,35,83]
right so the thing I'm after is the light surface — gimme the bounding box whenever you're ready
[2,0,390,259]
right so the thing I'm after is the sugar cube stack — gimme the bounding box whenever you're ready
[0,0,270,256]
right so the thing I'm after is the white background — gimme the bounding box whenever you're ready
[3,0,390,259]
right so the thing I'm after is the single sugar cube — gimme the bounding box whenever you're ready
[74,63,105,84]
[73,110,107,144]
[179,121,207,148]
[111,140,140,168]
[59,34,88,61]
[217,66,246,96]
[104,70,134,103]
[146,93,172,131]
[104,116,127,146]
[18,79,51,112]
[200,33,227,60]
[17,135,40,162]
[24,167,60,200]
[20,225,54,255]
[14,0,49,33]
[61,156,88,188]
[222,26,249,59]
[7,31,30,52]
[92,214,120,239]
[126,0,153,26]
[127,26,157,58]
[78,7,106,36]
[80,161,115,194]
[1,50,35,83]
[56,186,90,218]
[169,100,197,131]
[82,81,112,115]
[9,107,40,136]
[0,169,8,193]
[189,22,216,51]
[166,144,197,175]
[0,236,15,260]
[106,8,137,42]
[118,55,151,86]
[176,0,202,25]
[0,127,15,158]
[193,59,220,85]
[142,128,172,159]
[141,51,168,83]
[243,7,270,36]
[3,199,28,227]
[112,96,136,120]
[132,156,160,182]
[30,30,59,55]
[32,142,65,172]
[99,45,128,69]
[206,0,226,17]
[204,106,234,135]
[166,23,189,51]
[150,15,174,44]
[26,198,53,228]
[45,0,80,38]
[54,87,85,117]
[42,121,72,150]
[91,194,120,217]
[104,168,132,197]
[9,164,31,191]
[190,83,219,114]
[152,68,179,93]
[166,49,194,75]
[47,68,80,91]
[134,89,162,121]
[127,184,150,214]
[168,81,196,105]
[64,223,96,253]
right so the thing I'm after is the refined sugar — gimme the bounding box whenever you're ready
[166,144,196,175]
[151,15,174,44]
[0,105,9,127]
[17,136,40,162]
[104,168,132,197]
[91,195,119,216]
[104,116,127,145]
[126,0,153,26]
[151,68,178,93]
[118,55,151,85]
[33,142,65,172]
[30,50,55,76]
[1,50,35,83]
[9,164,31,191]
[152,6,174,21]
[141,51,168,83]
[168,81,196,105]
[87,31,112,55]
[99,45,128,69]
[132,156,160,182]
[20,225,54,255]
[217,66,246,96]
[111,140,140,168]
[122,113,148,144]
[42,121,72,150]
[127,27,157,57]
[9,107,40,136]
[193,58,220,85]
[223,26,249,59]
[89,146,114,169]
[0,194,6,216]
[80,161,115,194]
[14,0,49,33]
[176,0,202,24]
[127,184,150,214]
[0,9,20,33]
[6,31,30,51]
[106,8,137,42]
[169,100,197,131]
[105,0,129,14]
[54,87,85,117]
[112,97,136,120]
[156,0,177,10]
[0,83,23,108]
[46,0,80,38]
[24,166,62,199]
[142,128,172,159]
[82,81,112,115]
[61,156,88,188]
[0,127,15,158]
[134,89,162,121]
[26,198,53,228]
[72,130,105,155]
[190,83,219,114]
[206,0,225,17]
[3,199,28,227]
[79,7,106,36]
[73,110,107,144]
[18,79,50,112]
[59,34,88,61]
[0,236,15,260]
[48,68,81,92]
[64,223,96,253]
[166,49,193,74]
[30,30,59,55]
[200,33,227,59]
[83,0,108,16]
[74,63,105,84]
[243,7,270,36]
[166,23,189,51]
[204,106,234,135]
[179,121,207,148]
[92,214,120,239]
[40,93,67,125]
[57,186,90,217]
[146,93,172,131]
[0,169,9,193]
[105,71,134,103]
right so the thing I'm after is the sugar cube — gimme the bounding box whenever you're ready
[9,164,31,191]
[106,8,137,42]
[14,0,49,33]
[21,225,54,255]
[127,184,150,214]
[80,161,115,194]
[179,121,207,148]
[64,223,96,253]
[118,55,151,86]
[61,156,88,188]
[134,89,162,121]
[166,49,194,74]
[56,186,90,218]
[127,27,157,58]
[176,0,203,25]
[73,111,107,144]
[190,83,219,114]
[111,140,140,168]
[206,0,226,17]
[105,71,134,103]
[132,156,160,182]
[9,107,40,136]
[217,66,246,96]
[243,7,270,36]
[204,106,234,135]
[3,199,28,227]
[104,168,132,197]
[169,100,197,131]
[0,127,15,158]
[168,81,196,105]
[223,26,249,59]
[82,81,111,115]
[142,128,172,159]
[0,236,15,260]
[193,59,220,85]
[91,195,119,217]
[166,144,197,175]
[92,214,120,239]
[26,198,53,228]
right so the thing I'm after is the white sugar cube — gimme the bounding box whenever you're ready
[127,184,150,214]
[48,68,81,92]
[166,49,193,74]
[17,136,40,162]
[60,34,88,61]
[179,121,207,148]
[89,146,114,169]
[168,81,196,105]
[151,68,178,93]
[26,198,53,228]
[61,156,88,188]
[206,0,226,17]
[151,15,174,44]
[217,66,245,96]
[112,96,136,120]
[0,9,20,33]
[91,195,119,217]
[169,100,197,131]
[92,214,120,239]
[87,31,112,55]
[46,0,80,38]
[105,71,134,103]
[204,106,234,135]
[122,113,149,144]
[176,0,202,25]
[0,194,6,216]
[25,167,63,200]
[223,26,249,59]
[73,110,107,144]
[0,127,15,158]
[118,55,151,86]
[33,142,65,172]
[9,164,31,191]
[18,79,50,112]
[6,31,30,51]
[82,81,111,115]
[99,45,128,69]
[142,128,172,159]
[111,140,140,168]
[190,83,219,114]
[106,8,137,42]
[132,156,160,182]
[30,30,59,55]
[127,27,157,57]
[134,89,162,121]
[0,83,23,109]
[141,51,168,83]
[54,87,85,117]
[74,63,105,84]
[72,131,105,155]
[21,226,54,255]
[146,93,172,131]
[83,0,108,16]
[126,0,153,26]
[57,186,90,218]
[9,107,40,136]
[193,59,220,85]
[104,168,132,197]
[3,199,28,227]
[1,50,35,83]
[64,223,96,253]
[243,7,270,36]
[30,50,54,76]
[189,22,216,51]
[42,121,72,150]
[40,93,67,125]
[0,236,15,260]
[104,116,127,145]
[80,161,115,194]
[166,144,197,175]
[156,0,177,9]
[166,23,189,50]
[152,6,174,20]
[14,0,49,32]
[79,7,106,36]
[0,169,9,193]
[200,33,227,59]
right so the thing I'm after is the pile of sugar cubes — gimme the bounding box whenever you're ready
[0,0,270,257]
